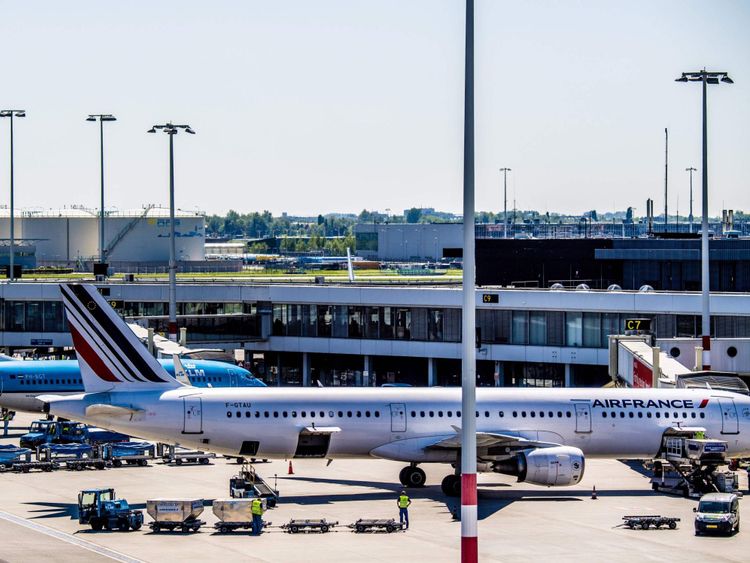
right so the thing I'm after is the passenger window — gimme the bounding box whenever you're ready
[691,412,696,419]
[329,411,335,417]
[245,411,251,418]
[356,411,362,418]
[273,412,279,418]
[619,412,624,418]
[655,412,661,419]
[320,411,325,418]
[699,413,705,419]
[557,411,563,417]
[411,411,416,418]
[438,411,443,417]
[264,411,270,418]
[539,411,545,418]
[447,411,453,418]
[301,411,307,418]
[530,411,536,418]
[521,411,527,417]
[647,412,652,418]
[365,411,371,418]
[637,412,643,418]
[602,412,608,418]
[673,412,678,419]
[565,412,572,418]
[485,411,489,418]
[512,411,518,418]
[283,411,288,418]
[236,411,241,418]
[420,411,425,417]
[347,411,353,417]
[499,411,504,418]
[457,411,461,417]
[628,412,634,418]
[255,411,261,418]
[374,411,380,418]
[292,410,297,417]
[227,412,232,418]
[429,411,434,418]
[310,411,315,418]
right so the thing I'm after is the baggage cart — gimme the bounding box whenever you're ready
[349,518,405,533]
[157,443,215,465]
[147,498,205,533]
[281,518,337,534]
[102,441,155,467]
[621,515,680,530]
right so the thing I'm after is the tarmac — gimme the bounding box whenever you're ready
[1,411,749,563]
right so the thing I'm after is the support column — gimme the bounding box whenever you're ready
[564,364,572,388]
[363,355,371,387]
[276,355,282,387]
[427,357,437,387]
[302,352,311,387]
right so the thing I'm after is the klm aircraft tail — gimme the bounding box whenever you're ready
[59,283,182,393]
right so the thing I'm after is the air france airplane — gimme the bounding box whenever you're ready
[1,358,264,413]
[42,284,750,497]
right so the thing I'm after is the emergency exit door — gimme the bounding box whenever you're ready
[390,403,406,432]
[183,396,203,434]
[718,398,739,434]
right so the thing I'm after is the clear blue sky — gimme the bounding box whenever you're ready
[1,0,748,217]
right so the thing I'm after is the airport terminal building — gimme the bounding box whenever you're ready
[1,281,749,388]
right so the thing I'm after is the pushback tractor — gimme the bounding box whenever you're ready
[78,488,144,531]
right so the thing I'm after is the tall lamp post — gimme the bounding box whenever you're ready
[685,167,696,233]
[499,167,511,239]
[675,69,733,370]
[461,0,477,561]
[86,114,116,267]
[148,122,195,342]
[0,109,26,281]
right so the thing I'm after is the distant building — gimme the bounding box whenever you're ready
[0,207,205,267]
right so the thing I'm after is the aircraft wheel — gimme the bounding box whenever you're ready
[441,474,461,497]
[403,466,426,488]
[398,467,410,486]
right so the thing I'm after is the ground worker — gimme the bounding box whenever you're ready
[1,409,14,437]
[251,497,264,535]
[397,490,411,529]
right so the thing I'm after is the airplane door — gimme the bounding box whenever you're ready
[390,403,406,432]
[574,403,592,433]
[182,397,203,434]
[718,398,739,434]
[228,370,238,387]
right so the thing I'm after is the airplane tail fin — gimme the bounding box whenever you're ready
[60,283,182,393]
[172,354,192,386]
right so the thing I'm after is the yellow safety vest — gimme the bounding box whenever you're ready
[251,499,263,515]
[398,495,410,508]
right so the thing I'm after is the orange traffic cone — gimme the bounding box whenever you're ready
[288,460,294,475]
[591,486,598,500]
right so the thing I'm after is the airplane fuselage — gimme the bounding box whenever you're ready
[0,359,263,413]
[48,387,750,462]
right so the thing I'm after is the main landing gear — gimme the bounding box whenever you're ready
[399,464,426,488]
[441,474,461,497]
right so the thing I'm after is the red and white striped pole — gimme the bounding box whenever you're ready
[461,0,478,561]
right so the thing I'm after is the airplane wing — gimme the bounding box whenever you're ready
[426,426,562,451]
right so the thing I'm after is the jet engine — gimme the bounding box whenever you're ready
[492,446,585,487]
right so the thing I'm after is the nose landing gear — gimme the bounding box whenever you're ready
[399,464,426,488]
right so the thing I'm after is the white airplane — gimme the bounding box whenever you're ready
[42,283,750,497]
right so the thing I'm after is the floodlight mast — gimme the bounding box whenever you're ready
[675,69,733,369]
[148,122,195,342]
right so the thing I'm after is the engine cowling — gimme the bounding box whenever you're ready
[493,446,585,487]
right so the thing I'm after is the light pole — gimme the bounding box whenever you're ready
[462,1,477,561]
[686,167,696,233]
[675,69,733,370]
[0,110,26,281]
[86,114,116,266]
[664,128,668,226]
[148,122,195,341]
[499,167,511,239]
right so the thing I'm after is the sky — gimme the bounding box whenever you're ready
[0,0,748,217]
